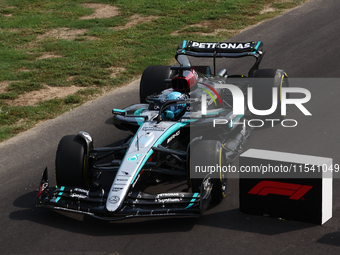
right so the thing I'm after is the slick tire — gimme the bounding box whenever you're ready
[139,65,177,103]
[55,135,89,188]
[190,140,227,203]
[250,69,289,119]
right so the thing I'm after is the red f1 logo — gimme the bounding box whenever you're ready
[248,181,312,200]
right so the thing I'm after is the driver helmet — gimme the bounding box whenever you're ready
[167,92,187,112]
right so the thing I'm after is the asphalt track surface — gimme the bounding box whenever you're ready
[1,0,340,254]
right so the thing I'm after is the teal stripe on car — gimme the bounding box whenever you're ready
[254,41,261,50]
[185,192,199,209]
[130,122,188,184]
[113,108,125,113]
[55,186,65,202]
[154,122,187,146]
[134,108,147,126]
[182,119,198,123]
[182,40,187,53]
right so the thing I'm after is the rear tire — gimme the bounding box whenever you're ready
[250,69,289,119]
[190,140,227,203]
[139,65,177,103]
[55,135,89,188]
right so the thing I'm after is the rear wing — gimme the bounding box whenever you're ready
[177,40,263,58]
[176,40,264,76]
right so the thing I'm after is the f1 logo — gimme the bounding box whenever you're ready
[248,181,313,200]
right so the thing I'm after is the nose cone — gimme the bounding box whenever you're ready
[135,132,155,148]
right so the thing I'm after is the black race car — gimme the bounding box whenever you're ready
[37,40,288,220]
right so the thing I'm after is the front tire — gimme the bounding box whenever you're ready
[190,140,227,203]
[55,135,90,188]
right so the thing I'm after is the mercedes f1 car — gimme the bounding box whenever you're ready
[37,40,288,220]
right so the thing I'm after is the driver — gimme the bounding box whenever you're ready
[162,92,187,120]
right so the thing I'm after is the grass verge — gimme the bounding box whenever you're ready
[0,0,308,141]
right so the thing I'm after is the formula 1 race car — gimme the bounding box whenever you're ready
[36,40,288,220]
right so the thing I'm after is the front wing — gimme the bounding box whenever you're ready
[36,168,212,221]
